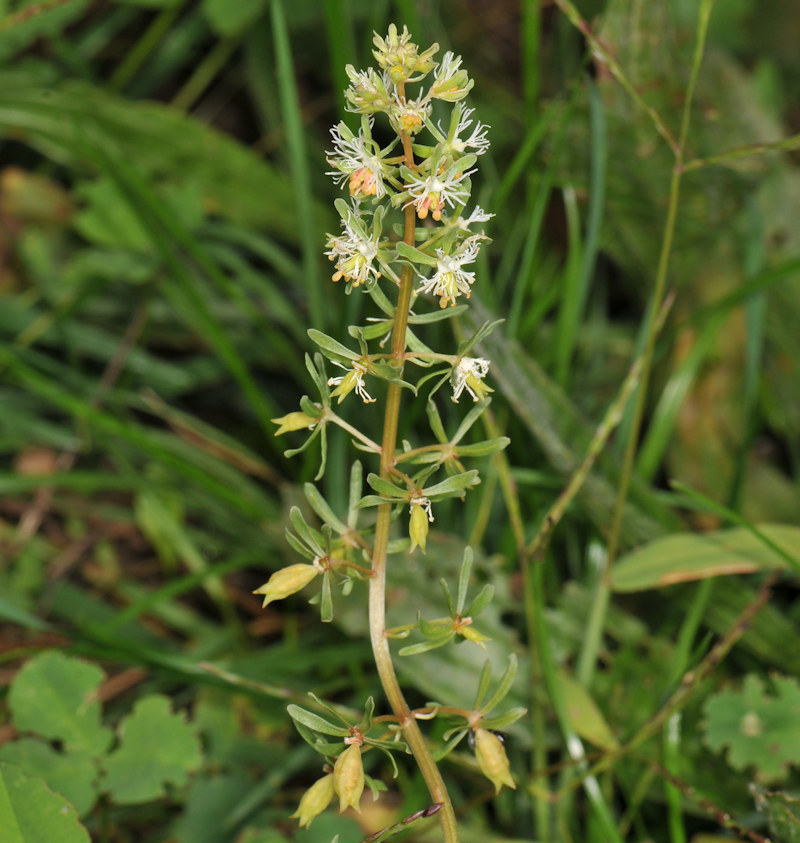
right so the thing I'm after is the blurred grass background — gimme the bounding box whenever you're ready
[1,0,800,841]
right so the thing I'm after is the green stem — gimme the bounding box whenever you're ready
[368,130,459,841]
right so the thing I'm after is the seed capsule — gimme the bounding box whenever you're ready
[291,773,335,828]
[252,563,320,608]
[333,743,365,813]
[272,411,318,436]
[409,500,431,554]
[474,727,516,794]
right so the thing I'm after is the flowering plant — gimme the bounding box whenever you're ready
[255,25,522,841]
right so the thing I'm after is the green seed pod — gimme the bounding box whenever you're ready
[409,500,431,554]
[333,743,365,813]
[474,728,516,794]
[253,563,320,608]
[291,773,335,828]
[272,411,318,436]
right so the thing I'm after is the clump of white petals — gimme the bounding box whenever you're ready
[325,210,381,288]
[446,107,490,156]
[415,236,483,307]
[404,165,475,222]
[328,360,375,404]
[456,206,494,231]
[452,357,491,403]
[326,121,387,198]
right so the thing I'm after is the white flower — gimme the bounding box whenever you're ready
[326,120,387,198]
[429,52,473,101]
[415,236,483,307]
[328,360,375,404]
[452,357,492,403]
[434,52,463,84]
[404,165,475,222]
[448,107,490,156]
[456,206,494,231]
[325,208,381,288]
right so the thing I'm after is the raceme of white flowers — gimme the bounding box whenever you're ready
[260,27,519,826]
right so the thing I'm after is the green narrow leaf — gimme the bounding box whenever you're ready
[426,399,448,444]
[464,584,495,619]
[480,707,528,731]
[286,706,350,737]
[455,547,473,616]
[455,437,510,457]
[422,470,480,499]
[558,671,619,751]
[307,329,359,362]
[451,399,491,445]
[320,570,333,623]
[289,507,326,557]
[479,654,519,715]
[398,635,454,656]
[395,240,438,267]
[473,660,494,711]
[347,461,363,528]
[304,484,348,534]
[611,524,799,592]
[366,474,408,500]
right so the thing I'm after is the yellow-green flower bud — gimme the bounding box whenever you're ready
[474,728,516,794]
[333,742,365,813]
[408,494,433,554]
[272,411,318,436]
[290,773,335,828]
[253,563,320,608]
[371,24,437,83]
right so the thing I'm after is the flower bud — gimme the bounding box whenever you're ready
[372,24,438,83]
[333,743,365,813]
[474,728,516,794]
[290,773,335,828]
[272,411,318,436]
[253,563,320,608]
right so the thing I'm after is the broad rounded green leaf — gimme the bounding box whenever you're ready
[8,651,112,756]
[611,525,799,592]
[703,674,800,781]
[103,695,202,804]
[0,740,97,816]
[0,761,90,843]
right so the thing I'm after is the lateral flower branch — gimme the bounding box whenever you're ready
[255,25,522,841]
